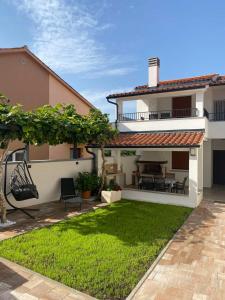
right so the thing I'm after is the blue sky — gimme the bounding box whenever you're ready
[1,0,225,118]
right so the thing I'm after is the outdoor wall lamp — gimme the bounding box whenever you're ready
[190,148,197,156]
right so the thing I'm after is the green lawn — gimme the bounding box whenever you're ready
[0,200,192,299]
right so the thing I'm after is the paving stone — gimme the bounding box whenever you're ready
[132,200,225,299]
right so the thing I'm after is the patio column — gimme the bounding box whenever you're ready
[117,99,123,117]
[189,148,198,206]
[96,149,103,176]
[189,147,203,207]
[198,146,203,205]
[196,92,204,117]
[112,149,121,171]
[203,139,212,188]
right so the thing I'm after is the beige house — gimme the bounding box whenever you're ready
[0,46,95,160]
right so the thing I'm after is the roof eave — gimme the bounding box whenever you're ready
[107,84,207,99]
[90,144,201,148]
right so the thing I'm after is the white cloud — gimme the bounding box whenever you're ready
[12,0,134,77]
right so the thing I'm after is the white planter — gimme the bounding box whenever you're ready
[101,190,122,203]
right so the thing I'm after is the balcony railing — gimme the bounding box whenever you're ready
[204,109,225,121]
[118,108,199,122]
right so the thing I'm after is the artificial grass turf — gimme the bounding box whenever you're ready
[0,200,192,299]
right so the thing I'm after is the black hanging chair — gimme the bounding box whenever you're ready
[4,147,39,219]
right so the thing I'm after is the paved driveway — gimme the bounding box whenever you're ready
[130,200,225,300]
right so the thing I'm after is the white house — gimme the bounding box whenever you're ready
[93,57,225,208]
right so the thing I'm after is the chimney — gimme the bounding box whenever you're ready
[148,57,160,87]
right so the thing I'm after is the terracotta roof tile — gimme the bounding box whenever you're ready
[102,131,204,148]
[107,74,225,99]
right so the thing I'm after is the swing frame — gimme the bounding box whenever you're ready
[4,147,39,219]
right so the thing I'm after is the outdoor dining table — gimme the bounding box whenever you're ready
[164,178,177,192]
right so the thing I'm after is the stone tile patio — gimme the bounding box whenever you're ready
[0,257,97,300]
[129,199,225,300]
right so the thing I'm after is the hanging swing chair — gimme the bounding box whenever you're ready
[4,147,39,219]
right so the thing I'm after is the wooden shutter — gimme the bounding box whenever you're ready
[172,151,189,170]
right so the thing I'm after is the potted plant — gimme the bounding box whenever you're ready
[76,172,93,199]
[101,180,122,203]
[91,174,102,196]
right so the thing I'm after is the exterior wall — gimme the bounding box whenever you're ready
[105,154,137,186]
[204,88,213,113]
[121,156,137,185]
[203,140,213,188]
[136,98,149,112]
[5,158,93,208]
[207,121,225,139]
[0,52,92,160]
[0,52,49,109]
[140,150,189,183]
[49,75,90,114]
[205,86,225,139]
[118,117,206,132]
[122,189,192,207]
[49,144,71,160]
[211,85,225,103]
[0,52,50,160]
[49,75,91,160]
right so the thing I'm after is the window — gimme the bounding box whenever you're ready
[104,150,111,157]
[6,150,25,162]
[70,148,81,159]
[172,151,189,170]
[121,150,136,156]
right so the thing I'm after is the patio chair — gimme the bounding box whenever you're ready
[60,178,82,210]
[139,176,154,190]
[154,177,167,192]
[175,176,188,194]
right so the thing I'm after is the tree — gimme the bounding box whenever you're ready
[0,101,85,224]
[0,99,116,223]
[85,109,118,195]
[0,95,28,223]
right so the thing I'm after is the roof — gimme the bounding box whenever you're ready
[92,131,204,148]
[107,74,225,99]
[0,46,95,109]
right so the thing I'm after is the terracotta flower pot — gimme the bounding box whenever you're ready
[82,191,91,199]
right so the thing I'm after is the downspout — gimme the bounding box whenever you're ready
[85,146,97,174]
[106,97,118,129]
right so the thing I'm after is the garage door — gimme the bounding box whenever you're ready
[213,150,225,185]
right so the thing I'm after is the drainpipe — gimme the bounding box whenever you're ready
[85,146,97,174]
[106,97,118,129]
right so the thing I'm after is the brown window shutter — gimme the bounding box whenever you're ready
[172,151,189,170]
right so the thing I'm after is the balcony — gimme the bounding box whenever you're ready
[117,108,205,133]
[118,108,199,122]
[204,110,225,122]
[204,109,225,139]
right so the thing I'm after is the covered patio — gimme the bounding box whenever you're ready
[95,130,204,208]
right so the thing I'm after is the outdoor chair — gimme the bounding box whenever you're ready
[154,177,167,192]
[139,176,154,190]
[60,178,82,210]
[175,176,188,194]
